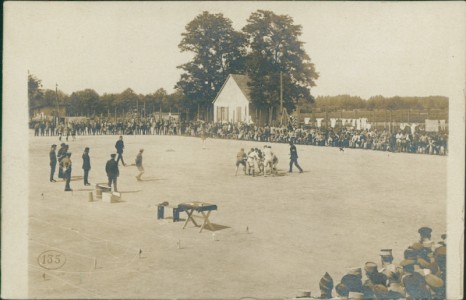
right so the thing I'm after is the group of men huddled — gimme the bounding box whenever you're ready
[306,227,447,300]
[49,136,145,192]
[235,141,303,176]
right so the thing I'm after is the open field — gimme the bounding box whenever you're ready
[28,133,447,299]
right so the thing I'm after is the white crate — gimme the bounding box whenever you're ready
[102,191,121,203]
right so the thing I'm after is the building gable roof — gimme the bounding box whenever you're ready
[212,74,252,104]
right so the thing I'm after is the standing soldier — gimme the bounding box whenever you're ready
[289,140,303,173]
[82,147,91,186]
[135,149,144,181]
[115,136,126,166]
[57,143,67,179]
[61,152,73,191]
[49,144,57,182]
[105,154,119,192]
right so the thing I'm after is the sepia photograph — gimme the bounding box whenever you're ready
[2,1,465,299]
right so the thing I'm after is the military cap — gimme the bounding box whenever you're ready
[319,272,334,293]
[380,249,393,257]
[364,262,378,274]
[335,283,349,297]
[388,282,406,297]
[372,284,389,298]
[399,259,416,267]
[418,227,432,236]
[369,272,388,286]
[341,274,363,292]
[404,248,418,260]
[347,267,362,278]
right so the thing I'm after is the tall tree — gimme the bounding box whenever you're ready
[176,11,247,112]
[243,10,318,115]
[68,89,100,117]
[28,73,44,114]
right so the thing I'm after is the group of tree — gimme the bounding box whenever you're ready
[176,10,318,117]
[301,95,449,112]
[28,74,185,118]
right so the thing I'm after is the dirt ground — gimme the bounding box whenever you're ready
[28,133,447,299]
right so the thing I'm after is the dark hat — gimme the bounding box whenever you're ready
[372,284,389,298]
[364,262,378,274]
[347,267,362,278]
[51,144,57,147]
[380,249,393,257]
[110,154,116,157]
[319,272,334,296]
[84,147,90,151]
[341,274,363,292]
[400,259,416,267]
[441,233,447,240]
[335,283,349,297]
[418,227,432,236]
[66,152,72,156]
[61,143,66,146]
[368,272,388,286]
[404,248,418,260]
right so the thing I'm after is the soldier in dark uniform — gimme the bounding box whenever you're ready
[57,143,67,179]
[49,144,57,182]
[289,140,303,173]
[61,152,72,191]
[82,147,91,186]
[115,136,126,166]
[105,154,119,192]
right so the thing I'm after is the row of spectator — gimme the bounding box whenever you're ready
[31,119,448,155]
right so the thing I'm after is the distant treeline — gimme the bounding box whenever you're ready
[300,95,449,112]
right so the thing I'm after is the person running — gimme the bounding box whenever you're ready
[135,149,144,181]
[49,144,57,182]
[105,154,119,192]
[289,140,303,173]
[61,152,73,191]
[235,148,247,176]
[115,136,126,166]
[82,147,91,186]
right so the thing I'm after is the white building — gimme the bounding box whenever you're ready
[213,74,252,123]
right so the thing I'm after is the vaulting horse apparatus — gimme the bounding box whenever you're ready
[157,201,217,233]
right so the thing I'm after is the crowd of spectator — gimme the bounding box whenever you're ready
[31,118,448,156]
[302,227,447,300]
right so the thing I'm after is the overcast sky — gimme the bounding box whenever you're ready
[6,1,464,99]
